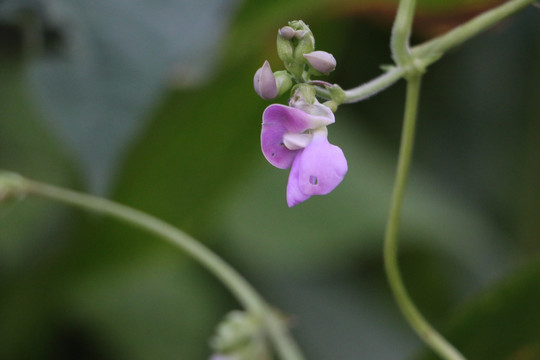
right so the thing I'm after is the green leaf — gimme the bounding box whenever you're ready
[2,0,240,192]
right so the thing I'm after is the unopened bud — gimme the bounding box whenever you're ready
[304,51,336,74]
[278,26,295,40]
[253,61,278,100]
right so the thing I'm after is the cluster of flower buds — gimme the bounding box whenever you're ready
[254,20,338,101]
[209,311,271,360]
[254,21,347,207]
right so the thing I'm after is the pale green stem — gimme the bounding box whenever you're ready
[24,178,265,312]
[0,173,304,360]
[391,0,417,65]
[324,0,535,104]
[412,0,536,61]
[342,66,407,103]
[384,76,465,360]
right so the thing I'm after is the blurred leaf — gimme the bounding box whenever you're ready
[1,0,241,192]
[107,60,264,238]
[416,7,540,250]
[415,258,540,360]
[60,254,228,360]
[0,243,231,360]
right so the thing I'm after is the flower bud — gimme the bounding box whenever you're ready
[210,311,271,360]
[253,61,278,100]
[278,26,295,40]
[273,70,293,96]
[304,51,336,74]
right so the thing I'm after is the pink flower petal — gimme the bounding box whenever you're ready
[262,104,313,132]
[261,121,298,169]
[261,104,317,169]
[286,149,311,207]
[298,134,347,196]
[285,133,347,206]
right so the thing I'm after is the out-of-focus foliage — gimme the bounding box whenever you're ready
[416,258,540,360]
[1,0,241,192]
[1,0,539,359]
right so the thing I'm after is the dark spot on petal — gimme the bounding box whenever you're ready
[309,176,318,185]
[271,153,275,156]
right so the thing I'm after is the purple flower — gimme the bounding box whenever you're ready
[261,102,347,207]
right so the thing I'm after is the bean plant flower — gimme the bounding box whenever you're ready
[261,100,347,207]
[255,20,347,206]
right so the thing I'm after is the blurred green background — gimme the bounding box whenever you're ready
[1,0,539,359]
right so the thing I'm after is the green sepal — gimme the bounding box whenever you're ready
[328,84,346,105]
[323,100,338,112]
[290,83,316,104]
[274,70,293,96]
[276,33,294,64]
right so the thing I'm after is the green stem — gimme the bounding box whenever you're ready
[342,66,407,103]
[412,0,536,61]
[384,76,465,360]
[0,174,304,360]
[24,178,265,312]
[330,0,536,104]
[391,0,417,65]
